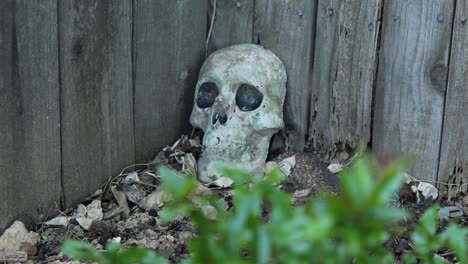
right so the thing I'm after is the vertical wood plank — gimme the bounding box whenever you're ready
[309,0,382,160]
[254,0,317,150]
[438,1,468,184]
[373,0,455,181]
[133,0,207,161]
[59,0,134,207]
[0,0,61,229]
[208,0,254,53]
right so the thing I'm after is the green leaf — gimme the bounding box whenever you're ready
[61,239,104,262]
[402,252,418,264]
[157,166,197,199]
[371,156,413,205]
[418,205,439,236]
[262,167,285,185]
[216,166,251,184]
[41,230,49,238]
[120,248,169,264]
[105,241,120,254]
[256,225,271,264]
[339,158,372,207]
[440,223,468,263]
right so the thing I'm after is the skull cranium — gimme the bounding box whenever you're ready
[190,44,286,182]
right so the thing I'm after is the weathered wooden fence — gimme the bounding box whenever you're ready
[0,0,467,229]
[0,0,207,229]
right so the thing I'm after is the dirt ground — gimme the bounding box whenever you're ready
[1,135,467,263]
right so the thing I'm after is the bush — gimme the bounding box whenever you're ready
[61,155,468,263]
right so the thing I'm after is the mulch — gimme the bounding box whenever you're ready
[4,135,464,263]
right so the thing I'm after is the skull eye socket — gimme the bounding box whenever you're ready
[196,82,219,108]
[235,84,263,112]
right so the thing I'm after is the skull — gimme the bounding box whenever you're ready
[190,44,287,182]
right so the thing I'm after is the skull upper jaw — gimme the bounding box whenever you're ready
[195,125,280,183]
[196,135,271,183]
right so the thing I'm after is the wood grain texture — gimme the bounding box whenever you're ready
[0,0,61,229]
[133,0,207,161]
[59,0,134,207]
[438,1,468,184]
[309,0,382,160]
[373,0,455,181]
[208,0,254,53]
[254,0,317,150]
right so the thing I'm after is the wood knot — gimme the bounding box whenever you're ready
[429,63,448,93]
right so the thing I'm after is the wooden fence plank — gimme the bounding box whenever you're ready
[208,0,254,54]
[59,0,134,207]
[373,0,455,181]
[438,1,468,184]
[254,0,317,150]
[309,0,382,160]
[0,0,61,229]
[133,0,207,161]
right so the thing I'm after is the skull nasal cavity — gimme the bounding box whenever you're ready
[196,82,219,108]
[212,111,228,125]
[235,84,263,111]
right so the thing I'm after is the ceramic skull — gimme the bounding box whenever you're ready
[190,44,287,182]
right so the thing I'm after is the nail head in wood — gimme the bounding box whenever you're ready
[297,8,304,17]
[437,14,444,22]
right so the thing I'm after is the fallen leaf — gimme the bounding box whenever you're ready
[327,164,343,174]
[76,204,87,218]
[293,189,311,199]
[87,208,103,222]
[76,217,93,230]
[200,204,217,220]
[417,182,438,201]
[263,161,278,175]
[206,177,234,188]
[141,189,172,209]
[278,155,296,177]
[192,197,217,220]
[125,172,140,182]
[402,172,417,184]
[111,186,130,218]
[194,184,213,196]
[183,153,197,175]
[121,184,146,204]
[45,216,69,227]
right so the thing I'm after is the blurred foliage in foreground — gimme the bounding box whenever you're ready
[62,154,468,263]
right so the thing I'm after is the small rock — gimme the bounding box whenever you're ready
[0,221,39,251]
[462,196,468,206]
[439,206,464,219]
[20,242,37,256]
[148,209,159,217]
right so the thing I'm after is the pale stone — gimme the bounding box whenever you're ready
[0,221,39,251]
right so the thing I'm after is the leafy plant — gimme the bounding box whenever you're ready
[61,154,468,263]
[61,240,168,264]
